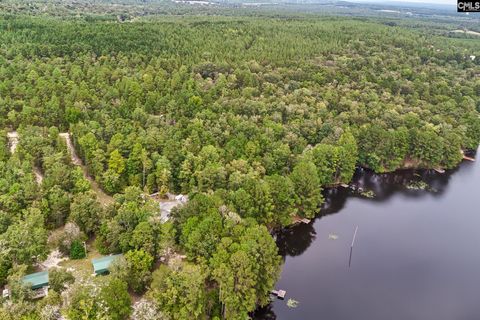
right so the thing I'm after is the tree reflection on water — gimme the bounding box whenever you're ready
[256,162,471,320]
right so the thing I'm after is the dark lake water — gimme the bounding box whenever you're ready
[255,150,480,320]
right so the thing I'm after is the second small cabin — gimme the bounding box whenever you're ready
[91,254,123,275]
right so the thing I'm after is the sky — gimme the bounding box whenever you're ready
[354,0,454,4]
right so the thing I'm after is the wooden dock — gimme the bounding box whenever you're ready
[271,289,286,299]
[292,216,311,225]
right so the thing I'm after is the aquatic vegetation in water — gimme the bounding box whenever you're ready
[360,190,375,198]
[328,233,338,240]
[407,181,428,190]
[287,299,299,308]
[406,181,429,190]
[406,180,439,193]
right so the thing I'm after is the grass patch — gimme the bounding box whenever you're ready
[59,245,102,281]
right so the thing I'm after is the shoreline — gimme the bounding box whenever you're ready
[284,151,478,230]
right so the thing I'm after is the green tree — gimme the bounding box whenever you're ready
[290,159,323,218]
[99,278,132,320]
[127,142,143,186]
[102,168,123,194]
[65,285,98,320]
[0,130,8,161]
[411,128,443,167]
[265,175,297,226]
[44,185,70,228]
[150,264,207,320]
[308,143,339,185]
[130,221,156,257]
[210,223,281,319]
[229,178,274,225]
[6,265,32,302]
[337,130,358,183]
[49,268,75,293]
[155,157,172,195]
[1,208,48,267]
[109,149,126,175]
[70,191,102,235]
[180,212,224,261]
[441,130,463,169]
[124,249,154,293]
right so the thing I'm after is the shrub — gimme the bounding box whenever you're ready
[49,268,74,293]
[70,240,86,259]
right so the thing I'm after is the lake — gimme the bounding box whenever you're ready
[255,150,480,320]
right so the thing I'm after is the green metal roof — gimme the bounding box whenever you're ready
[22,271,49,290]
[92,254,123,274]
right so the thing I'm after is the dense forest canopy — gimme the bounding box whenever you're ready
[0,1,479,319]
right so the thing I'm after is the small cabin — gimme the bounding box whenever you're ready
[23,271,49,290]
[92,254,123,275]
[22,271,49,298]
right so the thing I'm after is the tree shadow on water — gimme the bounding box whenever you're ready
[252,304,277,320]
[275,221,316,257]
[275,162,471,258]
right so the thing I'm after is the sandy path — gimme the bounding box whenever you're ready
[8,131,44,184]
[60,133,114,206]
[7,131,19,154]
[39,249,67,270]
[33,166,44,185]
